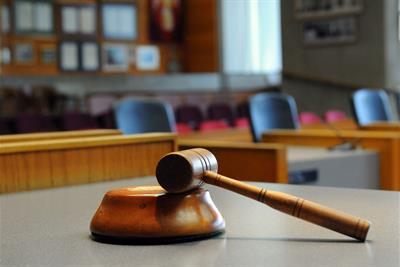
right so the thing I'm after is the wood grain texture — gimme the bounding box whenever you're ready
[182,0,219,72]
[0,129,121,143]
[360,122,400,131]
[178,128,252,143]
[0,133,176,193]
[262,129,400,191]
[301,119,358,131]
[202,170,370,241]
[178,140,287,183]
[90,186,225,241]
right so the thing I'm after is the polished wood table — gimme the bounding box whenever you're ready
[1,177,399,267]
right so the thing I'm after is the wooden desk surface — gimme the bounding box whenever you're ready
[360,122,400,131]
[1,177,398,267]
[178,128,253,142]
[0,129,121,143]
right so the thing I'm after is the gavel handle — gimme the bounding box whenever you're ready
[203,171,370,241]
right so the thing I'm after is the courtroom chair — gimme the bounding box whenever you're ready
[199,120,230,132]
[236,101,250,119]
[207,102,235,127]
[234,117,250,128]
[0,117,15,134]
[176,123,193,134]
[299,112,322,125]
[114,98,176,134]
[324,110,347,122]
[175,104,204,130]
[249,92,299,142]
[16,114,58,133]
[87,94,117,116]
[62,112,99,131]
[351,89,395,126]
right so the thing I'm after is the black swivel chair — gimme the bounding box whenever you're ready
[249,92,299,142]
[114,98,176,134]
[351,89,395,126]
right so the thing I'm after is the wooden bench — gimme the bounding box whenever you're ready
[0,129,121,143]
[0,133,176,193]
[262,129,400,191]
[179,140,287,183]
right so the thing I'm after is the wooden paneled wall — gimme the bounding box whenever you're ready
[183,0,219,72]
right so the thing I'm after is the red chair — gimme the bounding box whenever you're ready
[234,117,250,128]
[324,110,347,122]
[16,114,58,133]
[62,112,99,131]
[199,120,230,132]
[299,112,322,125]
[175,105,204,130]
[176,123,193,134]
[207,103,235,127]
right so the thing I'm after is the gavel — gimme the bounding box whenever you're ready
[156,148,370,241]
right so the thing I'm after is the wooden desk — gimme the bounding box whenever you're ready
[262,129,400,191]
[1,177,398,267]
[0,133,175,193]
[360,122,400,131]
[0,129,121,143]
[178,128,253,142]
[179,140,287,183]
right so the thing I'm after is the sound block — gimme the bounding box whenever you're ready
[90,186,225,244]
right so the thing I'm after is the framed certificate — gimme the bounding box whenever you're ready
[102,3,137,40]
[60,5,96,36]
[14,43,34,64]
[60,42,79,71]
[81,42,99,71]
[102,43,129,71]
[14,0,53,34]
[80,6,96,35]
[1,4,10,33]
[34,2,52,32]
[15,1,34,32]
[1,47,11,65]
[136,45,160,70]
[61,6,79,34]
[40,47,56,65]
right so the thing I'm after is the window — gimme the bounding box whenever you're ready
[221,0,282,74]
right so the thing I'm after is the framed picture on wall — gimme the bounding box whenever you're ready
[136,45,160,70]
[102,43,129,71]
[60,4,96,36]
[1,47,11,65]
[102,3,137,40]
[14,43,34,64]
[303,16,357,46]
[40,47,56,65]
[294,0,363,19]
[59,42,79,71]
[81,42,99,71]
[14,0,53,34]
[149,0,183,42]
[1,4,10,33]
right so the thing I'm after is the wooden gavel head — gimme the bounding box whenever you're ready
[156,148,218,193]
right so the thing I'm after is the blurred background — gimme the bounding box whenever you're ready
[0,0,399,134]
